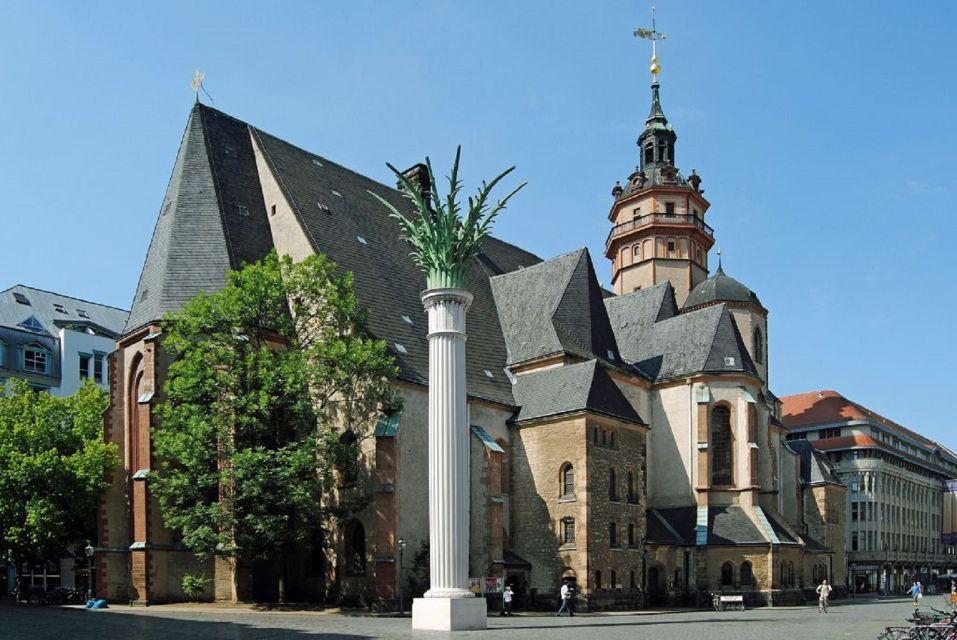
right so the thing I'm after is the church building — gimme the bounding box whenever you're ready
[97,47,846,608]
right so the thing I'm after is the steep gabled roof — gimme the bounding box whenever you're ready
[610,301,757,381]
[512,360,644,425]
[125,105,273,334]
[249,126,540,407]
[604,282,678,357]
[490,248,621,366]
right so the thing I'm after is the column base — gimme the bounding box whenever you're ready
[412,596,487,630]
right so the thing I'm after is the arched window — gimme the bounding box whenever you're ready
[620,247,629,267]
[611,570,617,590]
[741,561,753,587]
[595,570,603,590]
[788,561,795,587]
[561,463,575,497]
[753,327,764,364]
[721,562,733,587]
[679,238,688,258]
[630,570,637,590]
[346,520,366,576]
[627,471,637,504]
[711,405,734,486]
[633,244,641,260]
[608,467,618,501]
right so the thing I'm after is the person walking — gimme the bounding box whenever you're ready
[908,581,921,609]
[501,585,514,616]
[556,581,575,616]
[816,578,832,613]
[949,580,956,611]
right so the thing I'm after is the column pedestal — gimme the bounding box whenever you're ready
[411,288,486,631]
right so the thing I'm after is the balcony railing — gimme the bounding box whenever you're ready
[606,212,714,247]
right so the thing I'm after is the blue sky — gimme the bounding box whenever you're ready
[1,1,954,446]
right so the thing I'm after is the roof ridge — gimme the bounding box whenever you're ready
[4,284,129,313]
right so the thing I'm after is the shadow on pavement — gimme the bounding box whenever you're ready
[1,602,371,640]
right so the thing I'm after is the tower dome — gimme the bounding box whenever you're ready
[683,264,764,312]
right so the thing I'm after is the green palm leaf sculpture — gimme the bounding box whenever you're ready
[369,146,525,290]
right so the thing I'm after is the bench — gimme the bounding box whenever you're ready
[713,594,745,611]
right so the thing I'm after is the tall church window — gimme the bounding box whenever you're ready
[741,561,753,586]
[753,327,764,364]
[720,562,733,587]
[608,467,618,501]
[561,463,575,497]
[711,405,734,486]
[339,430,359,484]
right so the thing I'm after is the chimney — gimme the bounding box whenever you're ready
[398,163,432,206]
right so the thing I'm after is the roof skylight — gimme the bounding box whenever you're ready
[77,309,89,318]
[13,292,30,306]
[312,158,324,167]
[394,342,408,354]
[18,316,44,332]
[401,315,413,325]
[483,369,495,379]
[53,303,68,315]
[331,189,342,197]
[317,202,332,213]
[357,236,368,245]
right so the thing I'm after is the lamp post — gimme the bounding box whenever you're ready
[397,537,407,614]
[84,542,95,601]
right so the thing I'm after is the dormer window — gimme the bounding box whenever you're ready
[18,316,45,333]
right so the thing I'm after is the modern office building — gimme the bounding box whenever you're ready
[782,390,957,593]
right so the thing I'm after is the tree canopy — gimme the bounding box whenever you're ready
[151,251,399,563]
[0,379,118,564]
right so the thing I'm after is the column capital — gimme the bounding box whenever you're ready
[420,288,474,311]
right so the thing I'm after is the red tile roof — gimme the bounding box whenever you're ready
[780,390,936,449]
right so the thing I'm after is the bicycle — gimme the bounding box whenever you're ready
[818,597,829,614]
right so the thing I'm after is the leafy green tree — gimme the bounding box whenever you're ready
[151,251,399,599]
[0,379,118,565]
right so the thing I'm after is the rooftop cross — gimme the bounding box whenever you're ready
[634,5,667,83]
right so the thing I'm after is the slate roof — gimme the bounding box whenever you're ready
[250,126,540,407]
[126,105,273,334]
[606,292,757,381]
[683,265,764,312]
[785,439,844,486]
[1,285,129,339]
[127,104,540,406]
[708,506,766,545]
[511,360,644,425]
[646,507,696,545]
[490,249,621,366]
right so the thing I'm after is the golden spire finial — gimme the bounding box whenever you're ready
[634,5,667,83]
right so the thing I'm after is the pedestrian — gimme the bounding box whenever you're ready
[816,578,832,613]
[908,581,921,608]
[501,585,514,616]
[950,580,956,611]
[556,581,575,616]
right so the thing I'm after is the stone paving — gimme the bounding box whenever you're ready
[1,597,948,640]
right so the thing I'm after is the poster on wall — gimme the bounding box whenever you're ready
[943,479,957,546]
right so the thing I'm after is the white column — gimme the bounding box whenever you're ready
[412,288,487,630]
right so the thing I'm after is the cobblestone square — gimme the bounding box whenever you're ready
[3,597,945,640]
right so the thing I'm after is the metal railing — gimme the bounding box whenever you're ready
[606,213,714,247]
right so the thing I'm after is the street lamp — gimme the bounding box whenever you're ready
[84,542,95,601]
[396,538,407,614]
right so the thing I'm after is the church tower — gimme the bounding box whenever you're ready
[605,25,715,305]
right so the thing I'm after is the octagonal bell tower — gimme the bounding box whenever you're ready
[605,26,715,305]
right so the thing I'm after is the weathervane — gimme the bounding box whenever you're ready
[190,69,213,104]
[634,6,667,83]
